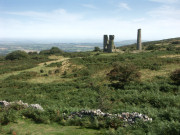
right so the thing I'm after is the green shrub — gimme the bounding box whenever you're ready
[50,47,63,54]
[28,51,38,55]
[170,69,180,85]
[48,70,53,75]
[40,69,44,73]
[54,69,60,74]
[159,83,177,92]
[105,118,124,129]
[0,109,18,125]
[91,117,99,129]
[94,47,101,52]
[5,50,29,60]
[39,47,63,55]
[71,68,91,77]
[107,63,141,88]
[158,108,180,121]
[172,41,180,44]
[148,63,162,70]
[154,121,180,135]
[166,46,176,51]
[146,45,160,50]
[46,62,62,67]
[63,71,67,76]
[22,109,49,124]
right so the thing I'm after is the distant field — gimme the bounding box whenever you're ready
[0,40,137,55]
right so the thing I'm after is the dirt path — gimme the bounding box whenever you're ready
[0,56,70,81]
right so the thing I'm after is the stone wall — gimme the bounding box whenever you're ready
[0,100,44,111]
[67,109,152,124]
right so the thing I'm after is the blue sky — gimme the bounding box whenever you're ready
[0,0,180,41]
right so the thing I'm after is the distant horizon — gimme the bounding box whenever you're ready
[0,37,179,44]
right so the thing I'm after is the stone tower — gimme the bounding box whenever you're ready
[103,35,108,52]
[108,35,114,53]
[137,29,142,50]
[103,35,116,53]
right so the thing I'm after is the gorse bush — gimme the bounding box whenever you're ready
[22,109,50,124]
[170,69,180,85]
[166,46,176,51]
[40,69,44,73]
[107,63,141,88]
[0,109,18,125]
[172,41,180,44]
[94,47,101,52]
[49,47,63,54]
[54,69,60,74]
[146,45,160,50]
[28,51,38,55]
[39,47,63,55]
[46,61,62,67]
[5,50,29,60]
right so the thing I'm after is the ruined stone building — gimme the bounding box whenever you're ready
[103,29,142,52]
[103,35,116,53]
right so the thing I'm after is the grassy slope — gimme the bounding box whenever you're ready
[0,38,180,134]
[1,120,101,135]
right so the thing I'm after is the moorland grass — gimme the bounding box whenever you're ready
[0,39,180,134]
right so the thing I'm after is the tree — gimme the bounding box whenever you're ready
[28,51,38,55]
[49,47,63,54]
[39,47,63,55]
[107,63,141,88]
[94,47,101,52]
[5,50,29,60]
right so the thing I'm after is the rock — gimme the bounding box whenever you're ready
[29,104,44,111]
[0,100,44,111]
[0,100,9,107]
[148,118,153,122]
[67,109,152,125]
[128,119,132,122]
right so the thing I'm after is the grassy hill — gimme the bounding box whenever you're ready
[0,38,180,135]
[118,37,180,52]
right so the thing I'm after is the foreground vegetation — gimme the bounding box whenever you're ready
[0,38,180,134]
[1,119,101,135]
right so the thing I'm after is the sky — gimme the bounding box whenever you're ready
[0,0,180,42]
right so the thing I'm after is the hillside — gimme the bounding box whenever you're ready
[0,38,180,135]
[117,37,180,52]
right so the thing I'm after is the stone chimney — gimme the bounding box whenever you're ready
[137,29,142,50]
[103,35,108,52]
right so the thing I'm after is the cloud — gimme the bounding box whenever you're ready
[118,2,131,10]
[82,4,97,9]
[132,18,145,23]
[5,9,83,22]
[149,0,179,3]
[0,8,180,41]
[148,5,180,19]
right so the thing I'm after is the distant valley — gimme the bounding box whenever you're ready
[0,39,137,55]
